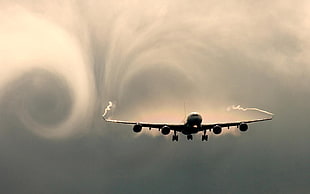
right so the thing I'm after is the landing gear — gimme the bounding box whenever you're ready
[172,135,178,141]
[172,130,178,142]
[202,130,208,141]
[202,135,208,141]
[187,135,193,140]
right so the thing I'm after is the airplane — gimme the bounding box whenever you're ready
[103,112,272,141]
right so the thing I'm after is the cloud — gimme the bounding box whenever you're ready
[0,1,310,193]
[0,5,95,138]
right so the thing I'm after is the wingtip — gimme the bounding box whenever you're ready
[265,113,274,120]
[102,115,114,122]
[267,115,273,120]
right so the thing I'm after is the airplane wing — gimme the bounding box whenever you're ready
[103,117,185,131]
[201,117,272,130]
[104,114,272,131]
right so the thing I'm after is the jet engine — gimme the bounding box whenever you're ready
[239,123,248,132]
[213,125,222,134]
[161,126,171,135]
[133,124,142,133]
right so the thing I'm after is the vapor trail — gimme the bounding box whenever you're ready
[227,105,274,116]
[102,101,113,118]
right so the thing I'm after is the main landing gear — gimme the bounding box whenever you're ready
[202,130,208,141]
[172,131,208,141]
[172,130,178,142]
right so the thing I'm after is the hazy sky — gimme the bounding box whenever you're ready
[0,0,309,193]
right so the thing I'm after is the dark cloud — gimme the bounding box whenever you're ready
[0,0,309,193]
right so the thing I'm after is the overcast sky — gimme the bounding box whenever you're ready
[0,0,309,193]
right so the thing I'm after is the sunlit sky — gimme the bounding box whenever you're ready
[0,0,309,193]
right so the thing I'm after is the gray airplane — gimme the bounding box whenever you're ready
[103,112,272,141]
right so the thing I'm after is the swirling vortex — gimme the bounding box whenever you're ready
[0,6,95,138]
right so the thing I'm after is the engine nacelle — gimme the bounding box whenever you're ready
[133,124,142,133]
[161,126,171,135]
[239,123,248,132]
[213,125,222,134]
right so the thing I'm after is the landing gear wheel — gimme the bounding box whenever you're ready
[172,130,178,142]
[172,135,178,142]
[187,135,193,140]
[202,135,208,141]
[202,130,208,141]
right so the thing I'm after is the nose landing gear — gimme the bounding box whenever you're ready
[187,135,193,140]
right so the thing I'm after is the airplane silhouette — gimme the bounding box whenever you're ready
[103,111,272,141]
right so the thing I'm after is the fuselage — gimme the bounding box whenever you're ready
[182,112,203,135]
